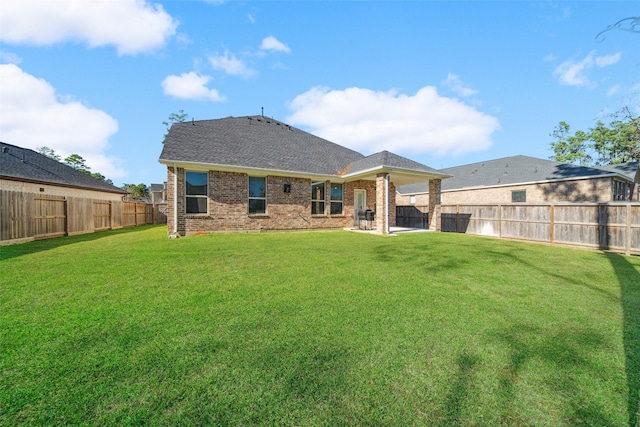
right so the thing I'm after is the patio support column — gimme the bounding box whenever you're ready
[428,178,442,231]
[376,172,389,234]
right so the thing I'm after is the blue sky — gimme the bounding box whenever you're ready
[1,1,638,187]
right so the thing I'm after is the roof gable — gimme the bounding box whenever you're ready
[0,142,125,194]
[347,150,447,176]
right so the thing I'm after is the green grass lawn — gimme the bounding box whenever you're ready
[1,225,638,426]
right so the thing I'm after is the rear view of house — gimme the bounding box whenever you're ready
[158,115,450,236]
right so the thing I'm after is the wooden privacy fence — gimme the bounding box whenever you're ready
[1,190,167,245]
[441,203,640,255]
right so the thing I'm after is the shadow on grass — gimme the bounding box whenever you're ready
[0,225,160,261]
[606,253,640,427]
[441,350,480,426]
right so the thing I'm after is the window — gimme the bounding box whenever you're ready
[330,183,343,215]
[511,190,526,203]
[248,176,266,214]
[311,181,325,215]
[410,195,416,205]
[613,179,629,201]
[185,171,208,214]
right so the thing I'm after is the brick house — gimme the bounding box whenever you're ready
[158,115,450,236]
[397,155,640,206]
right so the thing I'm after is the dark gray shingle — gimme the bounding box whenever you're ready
[0,142,125,193]
[397,155,639,194]
[160,116,365,176]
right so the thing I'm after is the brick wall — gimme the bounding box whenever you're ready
[167,167,402,235]
[165,168,397,235]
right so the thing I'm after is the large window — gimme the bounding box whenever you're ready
[311,181,325,215]
[511,190,526,203]
[249,176,266,214]
[330,183,343,215]
[185,171,208,214]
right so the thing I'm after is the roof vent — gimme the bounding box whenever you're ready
[1,147,7,153]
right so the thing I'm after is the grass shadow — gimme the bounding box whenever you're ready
[0,225,161,261]
[605,252,640,427]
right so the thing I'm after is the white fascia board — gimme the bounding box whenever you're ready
[342,165,451,181]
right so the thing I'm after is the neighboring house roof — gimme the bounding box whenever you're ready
[397,155,639,195]
[0,142,126,194]
[159,116,449,184]
[150,183,165,192]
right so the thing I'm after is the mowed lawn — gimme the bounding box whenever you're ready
[1,225,638,426]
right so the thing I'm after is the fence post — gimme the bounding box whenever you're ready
[626,203,632,256]
[550,204,555,244]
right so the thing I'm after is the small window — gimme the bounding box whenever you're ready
[511,190,526,203]
[410,195,416,205]
[330,183,343,215]
[248,176,266,214]
[186,171,208,214]
[311,181,326,215]
[613,179,629,201]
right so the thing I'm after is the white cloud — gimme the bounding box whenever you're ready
[209,51,256,77]
[0,64,125,179]
[606,84,621,97]
[260,36,291,53]
[442,73,478,97]
[0,51,22,64]
[0,0,178,55]
[595,52,621,67]
[286,86,500,157]
[553,51,622,87]
[161,72,226,102]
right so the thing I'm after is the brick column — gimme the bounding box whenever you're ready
[428,179,442,231]
[376,173,388,234]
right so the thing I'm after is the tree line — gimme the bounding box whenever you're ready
[549,107,639,166]
[36,147,150,201]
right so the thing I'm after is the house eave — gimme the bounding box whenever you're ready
[159,159,345,182]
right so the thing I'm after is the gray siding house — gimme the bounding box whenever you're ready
[159,115,450,236]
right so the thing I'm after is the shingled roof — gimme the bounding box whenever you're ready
[159,116,449,184]
[0,142,125,194]
[160,116,365,176]
[397,155,639,195]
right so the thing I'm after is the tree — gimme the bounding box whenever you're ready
[64,154,91,174]
[122,183,150,200]
[90,172,113,185]
[550,111,640,166]
[162,109,189,143]
[36,146,62,161]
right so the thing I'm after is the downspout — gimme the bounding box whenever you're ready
[173,162,178,235]
[385,172,390,234]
